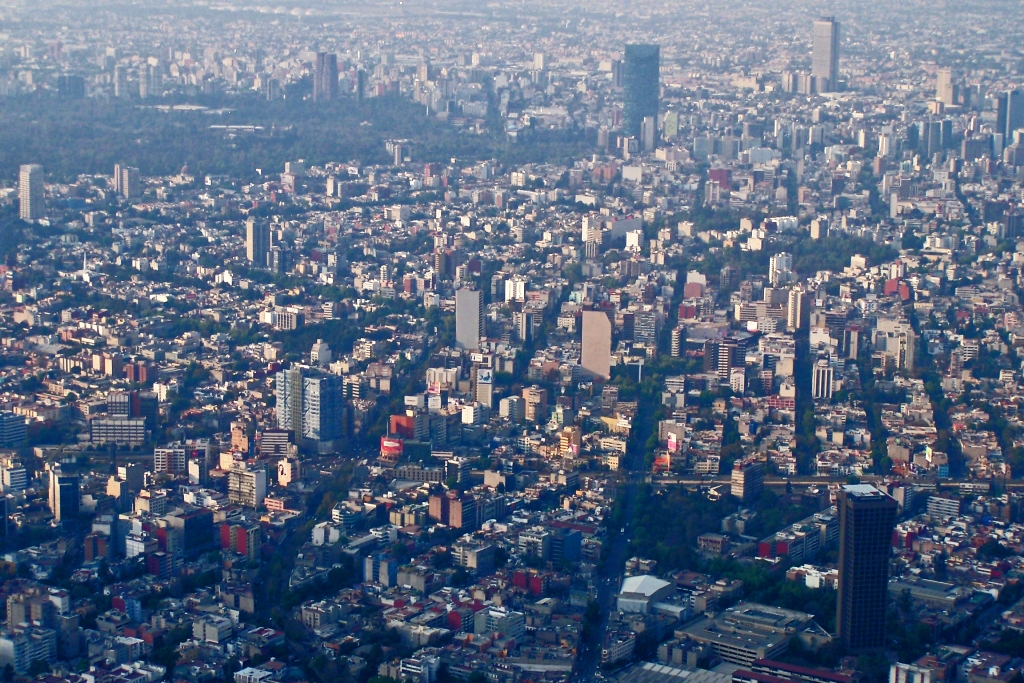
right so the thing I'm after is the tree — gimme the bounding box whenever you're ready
[28,660,50,677]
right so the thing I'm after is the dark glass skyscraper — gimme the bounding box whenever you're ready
[837,484,898,653]
[313,52,339,101]
[623,44,660,138]
[996,90,1024,139]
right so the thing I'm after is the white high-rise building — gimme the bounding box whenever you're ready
[275,367,305,433]
[455,288,484,350]
[936,68,955,106]
[787,289,808,331]
[768,252,793,286]
[246,218,270,267]
[310,339,332,366]
[227,465,266,508]
[812,359,834,400]
[18,164,44,221]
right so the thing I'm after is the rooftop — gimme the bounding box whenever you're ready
[620,574,672,597]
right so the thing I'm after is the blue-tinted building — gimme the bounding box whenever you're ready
[623,44,660,138]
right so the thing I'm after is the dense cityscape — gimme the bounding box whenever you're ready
[0,2,1024,683]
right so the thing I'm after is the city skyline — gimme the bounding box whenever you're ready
[0,2,1022,683]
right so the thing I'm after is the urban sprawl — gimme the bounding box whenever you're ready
[1,3,1024,683]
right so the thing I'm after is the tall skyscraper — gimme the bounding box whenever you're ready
[837,485,897,653]
[622,44,660,138]
[48,470,80,524]
[787,288,808,331]
[581,310,612,379]
[811,17,840,92]
[18,164,43,222]
[455,288,484,350]
[302,375,344,443]
[730,459,765,503]
[476,368,494,409]
[996,90,1024,139]
[246,218,270,267]
[275,367,305,434]
[115,165,140,199]
[936,68,955,106]
[313,52,339,101]
[114,65,128,98]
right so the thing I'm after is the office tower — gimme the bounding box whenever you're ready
[230,419,255,454]
[116,165,140,199]
[260,429,293,457]
[302,375,344,443]
[275,367,305,433]
[940,118,953,149]
[364,553,398,586]
[499,396,525,423]
[18,164,44,221]
[139,66,151,98]
[640,115,657,152]
[49,471,80,524]
[57,75,85,98]
[1,458,27,493]
[837,485,898,652]
[633,311,658,345]
[313,52,339,101]
[265,77,281,100]
[936,68,955,105]
[810,217,829,240]
[622,44,660,138]
[811,17,840,92]
[227,465,266,508]
[731,459,764,503]
[310,339,332,367]
[812,359,834,400]
[581,311,612,379]
[455,288,484,350]
[996,90,1024,139]
[356,69,366,102]
[522,386,548,423]
[246,218,270,267]
[918,120,941,156]
[108,390,159,432]
[717,339,739,380]
[114,65,128,98]
[0,413,26,448]
[140,64,161,99]
[515,308,542,343]
[768,252,793,286]
[878,133,892,158]
[787,288,808,331]
[269,246,289,274]
[720,266,738,292]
